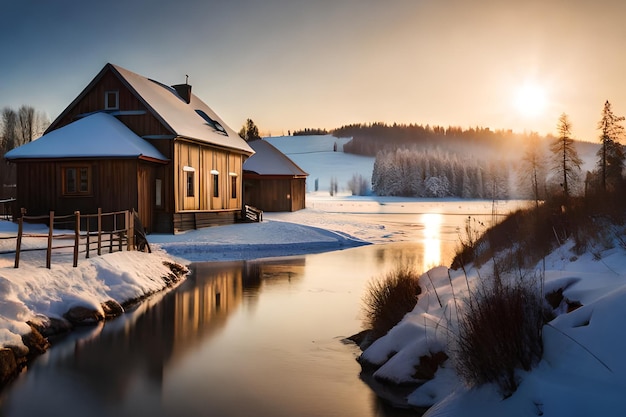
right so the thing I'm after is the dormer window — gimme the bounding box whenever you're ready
[104,90,119,110]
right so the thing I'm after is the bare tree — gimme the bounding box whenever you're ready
[550,113,582,201]
[597,100,625,192]
[1,107,18,152]
[17,105,36,145]
[519,133,547,208]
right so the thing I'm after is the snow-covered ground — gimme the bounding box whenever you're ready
[0,135,621,416]
[265,135,374,193]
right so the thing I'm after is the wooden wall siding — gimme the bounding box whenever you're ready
[173,210,239,232]
[137,162,156,233]
[54,70,172,137]
[290,178,306,211]
[15,160,140,219]
[174,141,243,214]
[16,163,57,216]
[148,140,174,214]
[243,177,305,212]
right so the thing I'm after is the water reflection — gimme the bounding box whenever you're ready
[0,207,490,417]
[422,213,442,269]
[3,255,416,417]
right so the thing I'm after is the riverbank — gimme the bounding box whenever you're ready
[0,196,539,414]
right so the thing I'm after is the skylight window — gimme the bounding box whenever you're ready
[195,110,228,136]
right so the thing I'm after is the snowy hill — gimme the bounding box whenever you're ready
[265,135,374,194]
[265,135,600,198]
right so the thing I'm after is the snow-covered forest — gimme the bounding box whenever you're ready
[339,120,605,200]
[371,147,511,198]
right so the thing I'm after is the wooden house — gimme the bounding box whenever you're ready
[5,63,254,233]
[243,139,308,212]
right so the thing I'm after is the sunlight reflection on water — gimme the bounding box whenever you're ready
[421,213,443,269]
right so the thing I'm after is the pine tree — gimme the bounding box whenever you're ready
[597,100,625,192]
[239,118,261,142]
[550,113,582,200]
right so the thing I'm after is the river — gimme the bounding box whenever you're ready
[0,210,503,417]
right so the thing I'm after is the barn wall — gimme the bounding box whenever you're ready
[53,70,172,137]
[174,140,243,214]
[15,159,142,221]
[290,178,307,211]
[243,176,306,212]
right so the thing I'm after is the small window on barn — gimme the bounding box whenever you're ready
[63,166,91,196]
[211,170,220,198]
[230,172,237,199]
[155,179,162,207]
[183,166,195,198]
[186,171,195,197]
[104,91,119,110]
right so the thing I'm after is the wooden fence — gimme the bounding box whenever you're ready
[0,198,14,220]
[244,205,263,222]
[12,208,135,269]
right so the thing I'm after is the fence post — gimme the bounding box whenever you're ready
[73,211,80,267]
[85,215,90,259]
[110,212,115,253]
[14,208,25,268]
[128,210,135,251]
[118,212,123,252]
[97,208,102,256]
[46,211,54,269]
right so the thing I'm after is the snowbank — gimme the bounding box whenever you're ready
[360,238,626,417]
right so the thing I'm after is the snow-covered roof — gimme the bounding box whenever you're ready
[243,139,308,177]
[48,63,253,155]
[5,112,168,161]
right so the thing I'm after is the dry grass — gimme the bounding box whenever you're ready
[454,273,544,397]
[362,266,422,340]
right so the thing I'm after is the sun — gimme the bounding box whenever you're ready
[514,82,547,118]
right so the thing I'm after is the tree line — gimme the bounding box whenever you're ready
[1,106,50,197]
[334,122,526,157]
[368,100,626,203]
[372,148,510,198]
[292,127,329,136]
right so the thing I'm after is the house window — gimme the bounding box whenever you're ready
[186,171,195,197]
[230,173,237,199]
[63,166,91,196]
[104,90,119,110]
[211,170,220,198]
[155,179,162,207]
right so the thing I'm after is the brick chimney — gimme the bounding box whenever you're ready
[173,83,192,104]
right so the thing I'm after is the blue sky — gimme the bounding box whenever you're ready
[3,0,626,141]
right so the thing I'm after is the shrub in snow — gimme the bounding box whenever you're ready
[348,173,370,196]
[362,266,422,341]
[454,272,544,397]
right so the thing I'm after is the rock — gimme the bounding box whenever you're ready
[64,306,104,326]
[101,300,124,319]
[345,329,375,350]
[0,348,17,386]
[162,261,189,286]
[21,324,50,359]
[413,351,449,381]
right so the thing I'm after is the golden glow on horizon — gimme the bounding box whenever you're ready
[514,81,548,118]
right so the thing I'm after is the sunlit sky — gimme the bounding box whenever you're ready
[2,0,626,141]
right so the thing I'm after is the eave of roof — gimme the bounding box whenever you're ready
[47,63,254,156]
[243,139,309,177]
[5,112,169,162]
